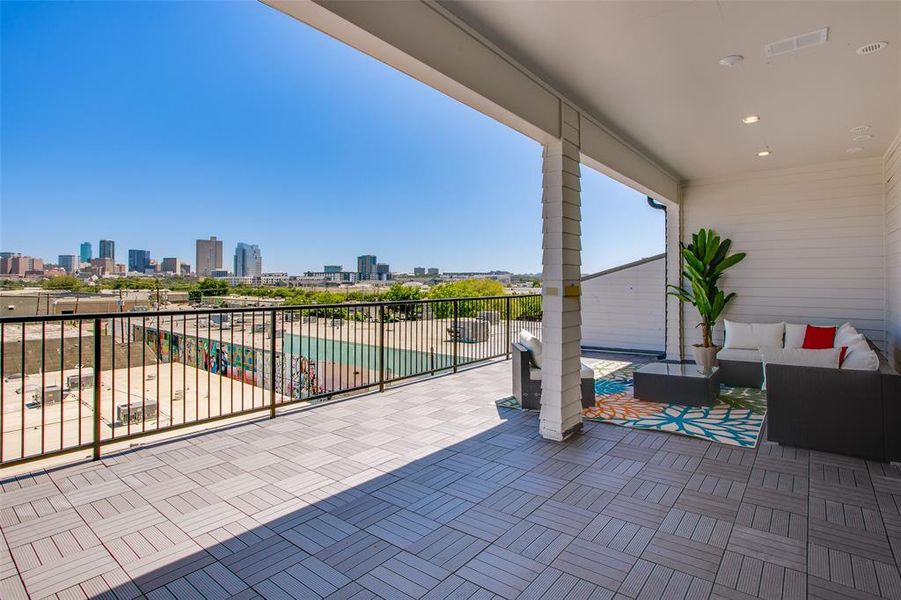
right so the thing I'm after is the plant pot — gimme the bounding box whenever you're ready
[692,345,720,373]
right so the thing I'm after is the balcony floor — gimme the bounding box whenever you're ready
[1,357,900,600]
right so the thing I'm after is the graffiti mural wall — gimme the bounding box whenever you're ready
[138,326,321,399]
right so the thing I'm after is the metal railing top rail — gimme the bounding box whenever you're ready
[0,294,542,324]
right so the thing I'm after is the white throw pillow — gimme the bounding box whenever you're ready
[841,339,880,371]
[759,347,842,390]
[784,324,807,350]
[519,330,543,369]
[834,323,861,348]
[724,320,785,350]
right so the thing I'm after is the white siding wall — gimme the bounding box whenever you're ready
[581,255,665,353]
[886,133,901,371]
[681,158,886,354]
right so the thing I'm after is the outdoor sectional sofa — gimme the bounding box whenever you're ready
[716,321,900,462]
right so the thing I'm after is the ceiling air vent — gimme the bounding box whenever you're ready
[856,41,889,55]
[765,27,829,58]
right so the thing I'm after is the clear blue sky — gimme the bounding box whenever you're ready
[1,0,663,275]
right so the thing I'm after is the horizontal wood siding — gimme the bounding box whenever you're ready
[886,132,901,372]
[681,158,886,354]
[581,256,665,352]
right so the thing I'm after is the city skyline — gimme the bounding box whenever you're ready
[1,1,663,276]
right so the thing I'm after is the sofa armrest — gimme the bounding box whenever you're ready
[766,363,885,460]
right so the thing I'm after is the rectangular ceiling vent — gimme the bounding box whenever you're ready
[765,27,829,58]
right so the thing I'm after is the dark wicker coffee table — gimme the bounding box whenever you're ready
[633,363,720,407]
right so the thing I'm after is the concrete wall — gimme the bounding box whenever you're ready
[581,255,664,353]
[681,158,886,353]
[886,132,901,371]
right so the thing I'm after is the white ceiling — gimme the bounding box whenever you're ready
[439,1,901,180]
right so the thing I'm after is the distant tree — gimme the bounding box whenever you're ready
[42,275,83,291]
[427,279,504,299]
[382,283,425,302]
[196,278,229,294]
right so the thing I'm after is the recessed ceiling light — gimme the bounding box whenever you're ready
[719,54,744,67]
[850,125,871,133]
[742,115,760,124]
[856,41,889,55]
[846,147,864,154]
[852,134,873,142]
[757,150,771,157]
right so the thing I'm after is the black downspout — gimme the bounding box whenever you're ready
[647,197,668,360]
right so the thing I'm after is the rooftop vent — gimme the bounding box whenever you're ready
[856,41,889,55]
[765,28,829,58]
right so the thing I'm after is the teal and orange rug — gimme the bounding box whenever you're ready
[497,359,767,448]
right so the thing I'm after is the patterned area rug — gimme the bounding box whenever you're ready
[496,360,767,448]
[583,359,766,448]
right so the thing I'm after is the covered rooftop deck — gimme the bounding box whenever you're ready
[2,357,900,600]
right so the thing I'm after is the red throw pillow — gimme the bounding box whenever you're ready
[802,325,836,349]
[839,346,849,367]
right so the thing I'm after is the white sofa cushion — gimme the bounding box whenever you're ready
[759,347,843,390]
[717,348,762,363]
[834,323,862,348]
[760,347,843,369]
[784,324,807,350]
[723,320,785,350]
[841,339,880,371]
[519,330,542,369]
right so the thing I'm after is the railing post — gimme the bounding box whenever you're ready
[506,296,512,359]
[452,300,459,374]
[92,318,102,461]
[378,305,385,392]
[269,309,276,419]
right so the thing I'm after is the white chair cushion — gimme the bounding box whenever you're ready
[530,364,595,381]
[519,330,542,369]
[841,339,880,371]
[716,348,762,363]
[784,323,807,350]
[581,363,595,379]
[724,320,785,350]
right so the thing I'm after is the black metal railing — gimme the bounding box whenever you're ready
[0,294,541,466]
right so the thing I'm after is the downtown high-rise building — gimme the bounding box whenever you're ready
[58,255,78,274]
[99,239,115,261]
[161,257,181,274]
[357,255,377,278]
[234,243,262,278]
[128,249,151,273]
[79,242,92,263]
[195,236,223,277]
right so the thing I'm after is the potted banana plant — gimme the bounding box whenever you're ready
[668,228,746,372]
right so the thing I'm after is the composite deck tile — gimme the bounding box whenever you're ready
[602,495,671,529]
[641,530,724,580]
[280,512,360,553]
[458,544,545,599]
[552,537,638,591]
[675,488,742,522]
[407,526,490,572]
[726,524,807,571]
[365,508,442,548]
[314,530,400,579]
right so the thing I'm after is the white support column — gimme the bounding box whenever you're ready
[540,103,583,442]
[665,200,684,362]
